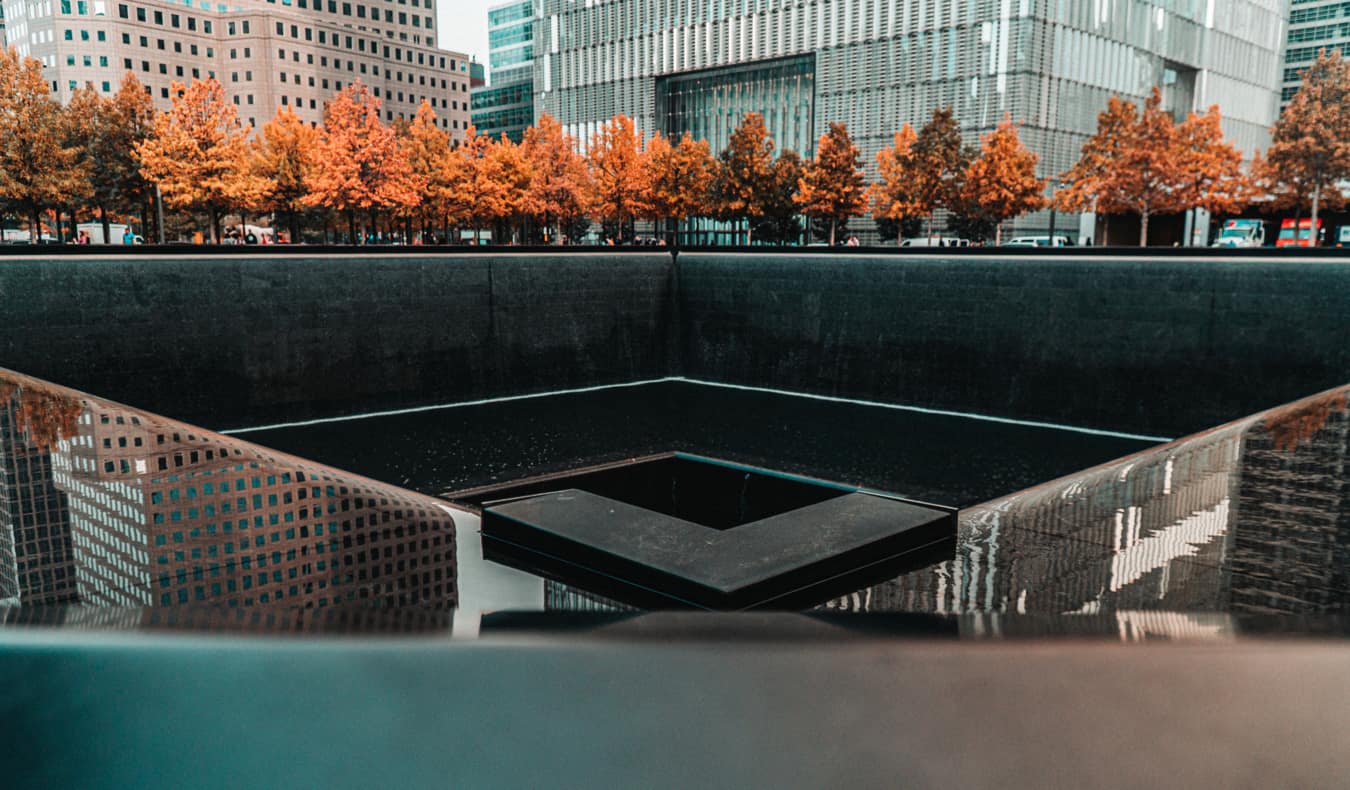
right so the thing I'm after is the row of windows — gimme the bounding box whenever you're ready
[1290,2,1350,24]
[117,3,214,34]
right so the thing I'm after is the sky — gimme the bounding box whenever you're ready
[437,0,496,68]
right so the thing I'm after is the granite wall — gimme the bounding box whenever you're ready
[2,250,1347,436]
[0,253,677,428]
[679,253,1350,436]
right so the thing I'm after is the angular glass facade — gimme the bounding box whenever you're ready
[656,54,816,158]
[536,0,1288,239]
[473,0,537,143]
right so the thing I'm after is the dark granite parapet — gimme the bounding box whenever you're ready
[0,253,675,428]
[678,253,1350,437]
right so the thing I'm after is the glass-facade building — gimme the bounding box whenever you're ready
[472,0,536,142]
[1283,0,1350,105]
[535,0,1288,240]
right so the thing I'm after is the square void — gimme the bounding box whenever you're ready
[455,453,956,610]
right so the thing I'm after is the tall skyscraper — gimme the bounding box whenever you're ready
[535,0,1288,240]
[1,0,473,138]
[471,0,534,142]
[1282,0,1350,105]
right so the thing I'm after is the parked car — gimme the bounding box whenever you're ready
[1003,235,1073,247]
[900,237,969,247]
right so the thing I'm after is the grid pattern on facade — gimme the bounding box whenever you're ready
[655,53,814,158]
[536,0,1286,239]
[1,0,472,138]
[1283,0,1350,104]
[473,0,535,143]
[0,373,460,611]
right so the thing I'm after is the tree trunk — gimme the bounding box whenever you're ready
[29,206,40,243]
[926,213,934,242]
[745,217,753,246]
[101,207,111,246]
[995,223,1003,246]
[829,218,837,247]
[1310,182,1322,248]
[1139,208,1149,248]
[347,210,356,244]
[208,205,219,244]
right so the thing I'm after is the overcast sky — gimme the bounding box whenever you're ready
[437,1,495,69]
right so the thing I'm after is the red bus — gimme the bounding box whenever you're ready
[1275,218,1323,248]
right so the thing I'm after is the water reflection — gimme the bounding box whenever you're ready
[824,386,1350,616]
[0,370,459,610]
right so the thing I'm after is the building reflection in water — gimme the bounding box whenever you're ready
[0,371,459,611]
[824,385,1350,619]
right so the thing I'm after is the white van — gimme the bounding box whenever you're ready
[900,237,969,247]
[1003,235,1072,247]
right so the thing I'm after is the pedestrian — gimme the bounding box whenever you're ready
[122,228,133,245]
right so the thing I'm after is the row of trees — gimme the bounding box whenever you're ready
[1,45,1346,245]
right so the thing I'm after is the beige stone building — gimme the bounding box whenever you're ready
[1,0,472,139]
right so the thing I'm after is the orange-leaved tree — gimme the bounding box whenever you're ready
[912,108,970,239]
[871,123,924,244]
[1175,105,1250,220]
[795,122,867,246]
[88,72,156,241]
[305,81,418,243]
[1107,87,1186,246]
[587,114,648,244]
[398,100,455,240]
[138,78,263,243]
[712,112,776,245]
[643,131,714,245]
[1262,49,1350,240]
[521,112,590,245]
[253,105,319,243]
[958,115,1048,245]
[1055,95,1137,218]
[0,47,86,241]
[487,134,533,243]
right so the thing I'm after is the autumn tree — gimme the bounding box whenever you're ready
[0,47,85,241]
[793,122,867,246]
[871,123,925,245]
[1055,95,1137,218]
[587,114,648,244]
[82,73,156,242]
[58,84,100,238]
[754,149,805,245]
[522,113,590,245]
[1262,49,1350,240]
[643,131,714,244]
[958,115,1047,245]
[252,105,319,242]
[305,81,418,242]
[487,134,532,243]
[138,78,263,243]
[1174,105,1250,220]
[712,112,776,244]
[1186,118,1243,211]
[912,108,971,238]
[398,100,454,240]
[1108,87,1186,245]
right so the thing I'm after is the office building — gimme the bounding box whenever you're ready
[1,0,473,138]
[471,0,534,142]
[1282,0,1350,105]
[535,0,1288,240]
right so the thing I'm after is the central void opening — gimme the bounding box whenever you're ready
[458,454,849,530]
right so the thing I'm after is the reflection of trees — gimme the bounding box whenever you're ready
[0,377,84,451]
[1264,387,1349,453]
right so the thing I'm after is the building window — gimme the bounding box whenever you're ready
[117,2,127,16]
